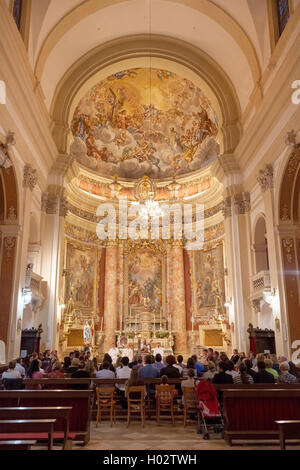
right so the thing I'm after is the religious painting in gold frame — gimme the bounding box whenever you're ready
[67,329,84,347]
[193,243,225,320]
[64,241,99,314]
[202,329,223,347]
[124,246,166,331]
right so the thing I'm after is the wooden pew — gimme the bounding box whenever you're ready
[0,440,37,450]
[0,419,56,450]
[0,390,92,445]
[222,388,300,445]
[276,420,300,449]
[0,407,72,449]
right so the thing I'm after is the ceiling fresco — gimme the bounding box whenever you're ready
[70,68,219,179]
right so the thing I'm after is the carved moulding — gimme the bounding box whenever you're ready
[282,237,294,264]
[23,164,38,191]
[233,192,251,214]
[221,196,232,218]
[257,164,274,192]
[4,236,15,258]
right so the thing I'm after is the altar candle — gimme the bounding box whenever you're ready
[100,317,103,332]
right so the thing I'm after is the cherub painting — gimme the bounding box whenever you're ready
[71,68,219,179]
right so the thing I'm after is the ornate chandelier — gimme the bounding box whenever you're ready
[139,196,164,219]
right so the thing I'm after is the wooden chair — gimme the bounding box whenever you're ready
[276,420,300,449]
[155,384,175,425]
[182,387,198,428]
[95,388,116,427]
[125,386,146,428]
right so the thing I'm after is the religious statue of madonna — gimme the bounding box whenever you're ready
[83,321,92,345]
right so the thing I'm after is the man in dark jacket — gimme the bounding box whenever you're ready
[160,355,181,379]
[70,360,90,389]
[253,361,275,383]
[212,362,234,384]
[230,349,240,365]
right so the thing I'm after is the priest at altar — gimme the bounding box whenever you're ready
[108,344,120,365]
[153,342,164,358]
[120,346,133,362]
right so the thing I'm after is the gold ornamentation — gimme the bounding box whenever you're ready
[282,238,294,264]
[221,196,232,218]
[23,164,38,191]
[233,192,251,214]
[4,236,15,258]
[280,204,291,221]
[7,206,16,221]
[135,175,156,202]
[257,164,274,191]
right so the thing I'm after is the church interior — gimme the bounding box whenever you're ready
[0,0,300,452]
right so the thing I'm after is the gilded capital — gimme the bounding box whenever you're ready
[233,192,250,215]
[221,196,232,218]
[23,164,38,191]
[257,164,273,192]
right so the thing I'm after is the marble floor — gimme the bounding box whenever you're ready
[36,418,300,451]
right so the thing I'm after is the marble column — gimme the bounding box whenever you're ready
[103,242,118,352]
[117,243,124,332]
[167,243,187,354]
[7,164,37,359]
[39,189,65,351]
[222,191,253,352]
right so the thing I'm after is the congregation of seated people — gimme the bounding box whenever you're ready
[1,347,299,394]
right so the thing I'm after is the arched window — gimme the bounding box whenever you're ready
[276,0,290,36]
[11,0,31,48]
[269,0,292,48]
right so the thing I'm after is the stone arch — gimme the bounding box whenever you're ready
[50,34,242,156]
[278,143,300,224]
[35,0,261,87]
[277,141,300,353]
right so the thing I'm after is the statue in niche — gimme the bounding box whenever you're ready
[83,321,92,345]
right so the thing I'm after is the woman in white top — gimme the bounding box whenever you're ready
[2,360,21,379]
[202,361,217,380]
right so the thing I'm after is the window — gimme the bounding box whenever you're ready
[12,0,23,31]
[276,0,290,36]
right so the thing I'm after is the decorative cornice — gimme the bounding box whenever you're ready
[257,164,274,192]
[23,164,38,191]
[64,220,224,246]
[233,192,251,215]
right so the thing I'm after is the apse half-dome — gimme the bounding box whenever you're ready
[70,67,219,179]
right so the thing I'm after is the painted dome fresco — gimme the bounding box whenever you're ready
[70,68,220,179]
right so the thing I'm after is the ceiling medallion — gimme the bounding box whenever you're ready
[135,175,156,202]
